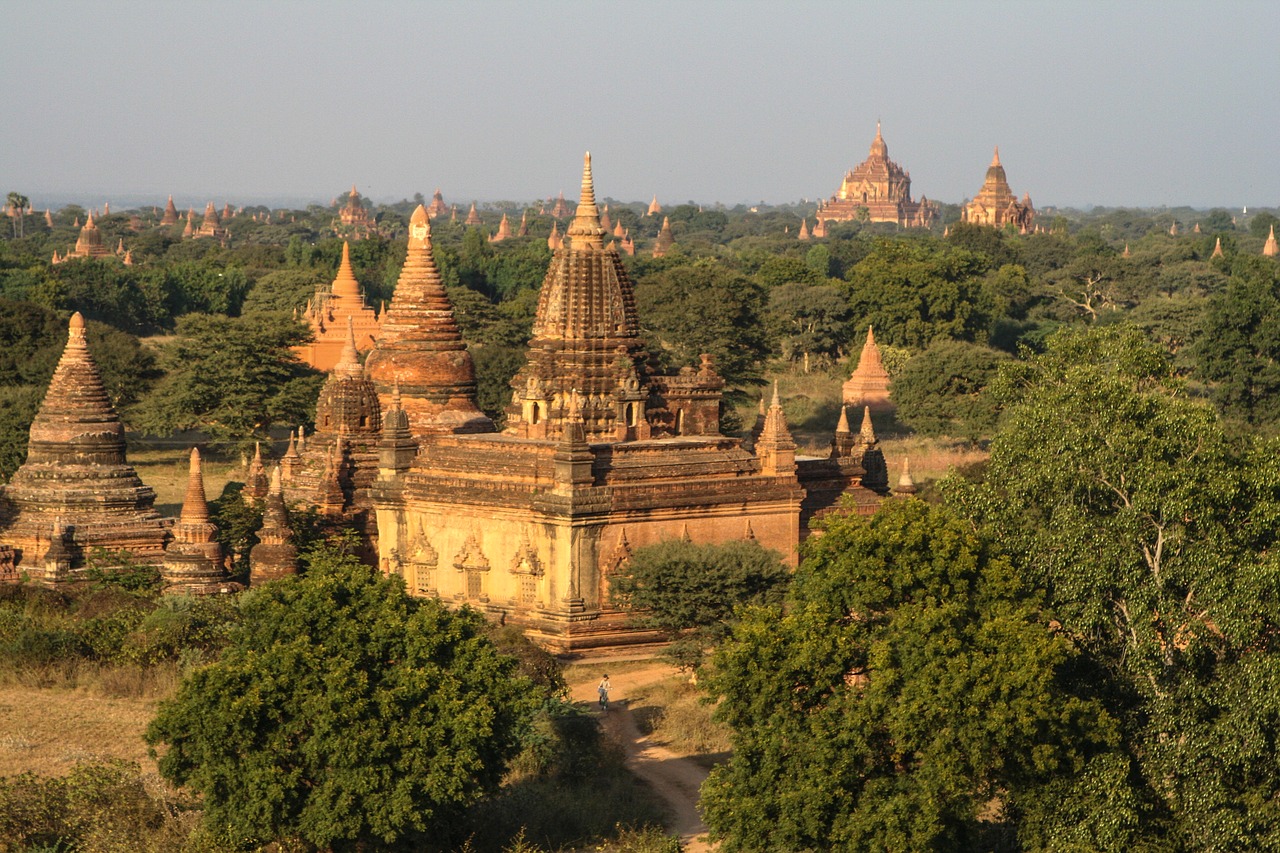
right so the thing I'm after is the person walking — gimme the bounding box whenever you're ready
[597,674,611,711]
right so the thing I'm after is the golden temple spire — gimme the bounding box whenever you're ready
[334,316,362,379]
[860,406,877,442]
[1211,237,1224,259]
[835,404,851,435]
[180,447,211,524]
[331,241,361,300]
[1264,225,1278,257]
[566,151,605,249]
[991,146,1001,168]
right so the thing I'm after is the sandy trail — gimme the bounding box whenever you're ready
[568,663,714,852]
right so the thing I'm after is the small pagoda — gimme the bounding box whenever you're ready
[161,448,237,595]
[842,326,894,414]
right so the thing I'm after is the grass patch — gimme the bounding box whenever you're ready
[629,675,732,757]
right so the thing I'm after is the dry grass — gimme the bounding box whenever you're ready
[629,674,731,758]
[877,435,988,484]
[0,682,166,777]
[127,441,244,517]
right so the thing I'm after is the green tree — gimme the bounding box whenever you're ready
[146,549,538,851]
[948,323,1280,849]
[6,192,28,238]
[609,539,789,643]
[892,339,1009,440]
[131,313,322,445]
[240,268,326,314]
[634,259,772,389]
[1195,256,1280,426]
[767,281,852,371]
[702,499,1117,852]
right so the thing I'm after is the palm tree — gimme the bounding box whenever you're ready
[6,192,28,238]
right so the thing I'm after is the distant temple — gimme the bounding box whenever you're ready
[426,188,449,219]
[297,242,383,371]
[652,216,675,257]
[334,185,377,238]
[961,148,1035,230]
[160,195,179,226]
[489,212,512,243]
[1265,225,1278,258]
[0,313,169,581]
[465,203,483,226]
[817,124,937,228]
[842,327,894,415]
[54,211,114,262]
[367,153,890,651]
[195,202,227,240]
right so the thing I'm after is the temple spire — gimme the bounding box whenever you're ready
[331,241,361,300]
[1211,236,1224,259]
[835,404,850,435]
[180,447,210,524]
[991,146,1001,167]
[1265,225,1278,257]
[334,315,362,379]
[566,151,605,249]
[860,406,877,442]
[896,457,918,496]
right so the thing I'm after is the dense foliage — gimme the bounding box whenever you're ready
[146,549,540,850]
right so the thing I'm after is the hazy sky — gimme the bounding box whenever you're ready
[3,1,1276,210]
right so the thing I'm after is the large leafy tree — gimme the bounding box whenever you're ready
[1195,256,1280,427]
[891,338,1009,440]
[702,499,1117,852]
[131,312,322,445]
[948,323,1280,849]
[146,550,538,851]
[634,259,772,390]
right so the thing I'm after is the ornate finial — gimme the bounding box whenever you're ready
[180,447,211,523]
[68,311,86,336]
[991,146,1001,167]
[269,464,283,496]
[566,151,605,249]
[770,380,781,410]
[835,405,850,435]
[860,406,877,442]
[334,316,361,378]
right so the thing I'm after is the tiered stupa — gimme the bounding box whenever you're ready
[297,241,383,371]
[181,209,195,238]
[161,448,236,594]
[364,205,493,435]
[196,202,226,240]
[465,203,483,227]
[798,219,811,240]
[647,195,662,216]
[550,191,571,219]
[842,326,894,414]
[1265,225,1278,258]
[517,211,529,237]
[817,124,937,228]
[160,195,179,226]
[651,216,675,257]
[249,467,297,585]
[961,148,1035,230]
[0,313,168,579]
[370,153,891,650]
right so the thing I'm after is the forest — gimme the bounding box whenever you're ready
[2,192,1280,851]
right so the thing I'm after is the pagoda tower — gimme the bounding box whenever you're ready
[465,202,483,226]
[489,212,512,243]
[505,153,654,442]
[547,221,562,250]
[961,148,1035,229]
[1211,237,1225,259]
[600,205,612,232]
[196,202,225,240]
[652,216,675,257]
[64,212,113,260]
[0,313,168,579]
[1264,225,1278,257]
[250,467,297,585]
[517,210,529,237]
[182,209,195,239]
[364,205,493,435]
[287,317,382,551]
[297,241,383,371]
[335,185,376,237]
[426,188,448,219]
[798,219,811,241]
[842,326,894,414]
[161,448,235,594]
[647,195,662,216]
[550,191,570,219]
[160,195,179,226]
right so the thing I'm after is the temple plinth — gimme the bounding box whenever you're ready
[817,124,937,228]
[0,313,168,580]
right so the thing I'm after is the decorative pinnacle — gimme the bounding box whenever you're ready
[860,406,877,442]
[567,151,605,248]
[835,405,851,435]
[898,457,917,493]
[334,315,361,378]
[180,447,211,524]
[408,204,431,248]
[269,464,282,496]
[770,380,781,410]
[991,146,1001,167]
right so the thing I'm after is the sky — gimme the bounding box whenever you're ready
[3,1,1277,211]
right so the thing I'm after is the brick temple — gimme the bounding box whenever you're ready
[961,147,1035,230]
[296,241,383,371]
[367,154,890,651]
[817,124,937,228]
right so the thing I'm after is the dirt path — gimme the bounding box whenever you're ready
[568,663,714,852]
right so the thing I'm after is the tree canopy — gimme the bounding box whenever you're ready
[146,549,539,851]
